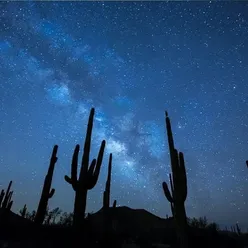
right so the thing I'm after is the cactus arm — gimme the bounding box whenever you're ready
[86,160,97,190]
[71,144,80,183]
[72,145,80,182]
[92,140,106,179]
[169,173,174,194]
[86,140,106,189]
[48,188,55,198]
[87,159,97,176]
[179,152,187,201]
[80,108,95,179]
[64,175,72,184]
[162,182,173,203]
[65,145,80,191]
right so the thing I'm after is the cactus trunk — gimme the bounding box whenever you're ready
[102,154,117,245]
[103,153,112,209]
[162,111,188,248]
[34,145,58,225]
[73,188,88,227]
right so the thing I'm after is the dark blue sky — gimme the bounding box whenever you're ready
[0,1,248,229]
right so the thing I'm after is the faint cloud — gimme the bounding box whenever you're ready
[45,83,72,106]
[74,44,91,58]
[77,102,88,115]
[107,138,127,155]
[115,112,135,132]
[113,96,133,109]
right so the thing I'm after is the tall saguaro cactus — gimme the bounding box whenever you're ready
[34,145,58,225]
[103,153,112,209]
[162,111,188,248]
[65,108,106,228]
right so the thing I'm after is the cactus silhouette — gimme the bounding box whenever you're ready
[101,153,117,245]
[112,199,117,208]
[6,192,13,210]
[0,190,4,206]
[103,153,113,209]
[162,111,188,248]
[103,154,117,209]
[236,223,241,235]
[34,145,58,225]
[0,181,13,210]
[65,108,106,228]
[19,204,27,218]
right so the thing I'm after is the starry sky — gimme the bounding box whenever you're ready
[0,1,248,230]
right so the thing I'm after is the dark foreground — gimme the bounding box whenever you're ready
[0,210,247,248]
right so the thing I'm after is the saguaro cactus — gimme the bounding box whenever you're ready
[236,223,241,235]
[102,154,118,246]
[65,108,106,228]
[0,181,13,210]
[103,153,112,209]
[112,200,117,208]
[103,154,117,209]
[0,190,4,206]
[162,111,188,248]
[34,145,58,225]
[19,204,27,218]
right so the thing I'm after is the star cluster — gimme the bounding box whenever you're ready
[0,1,248,229]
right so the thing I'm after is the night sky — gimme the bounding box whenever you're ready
[1,1,248,230]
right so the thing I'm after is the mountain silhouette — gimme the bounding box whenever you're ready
[0,207,244,248]
[91,206,173,233]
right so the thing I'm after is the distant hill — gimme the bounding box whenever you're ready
[0,206,173,233]
[0,206,175,243]
[0,208,33,227]
[89,206,175,241]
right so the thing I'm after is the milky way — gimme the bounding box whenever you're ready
[0,1,248,229]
